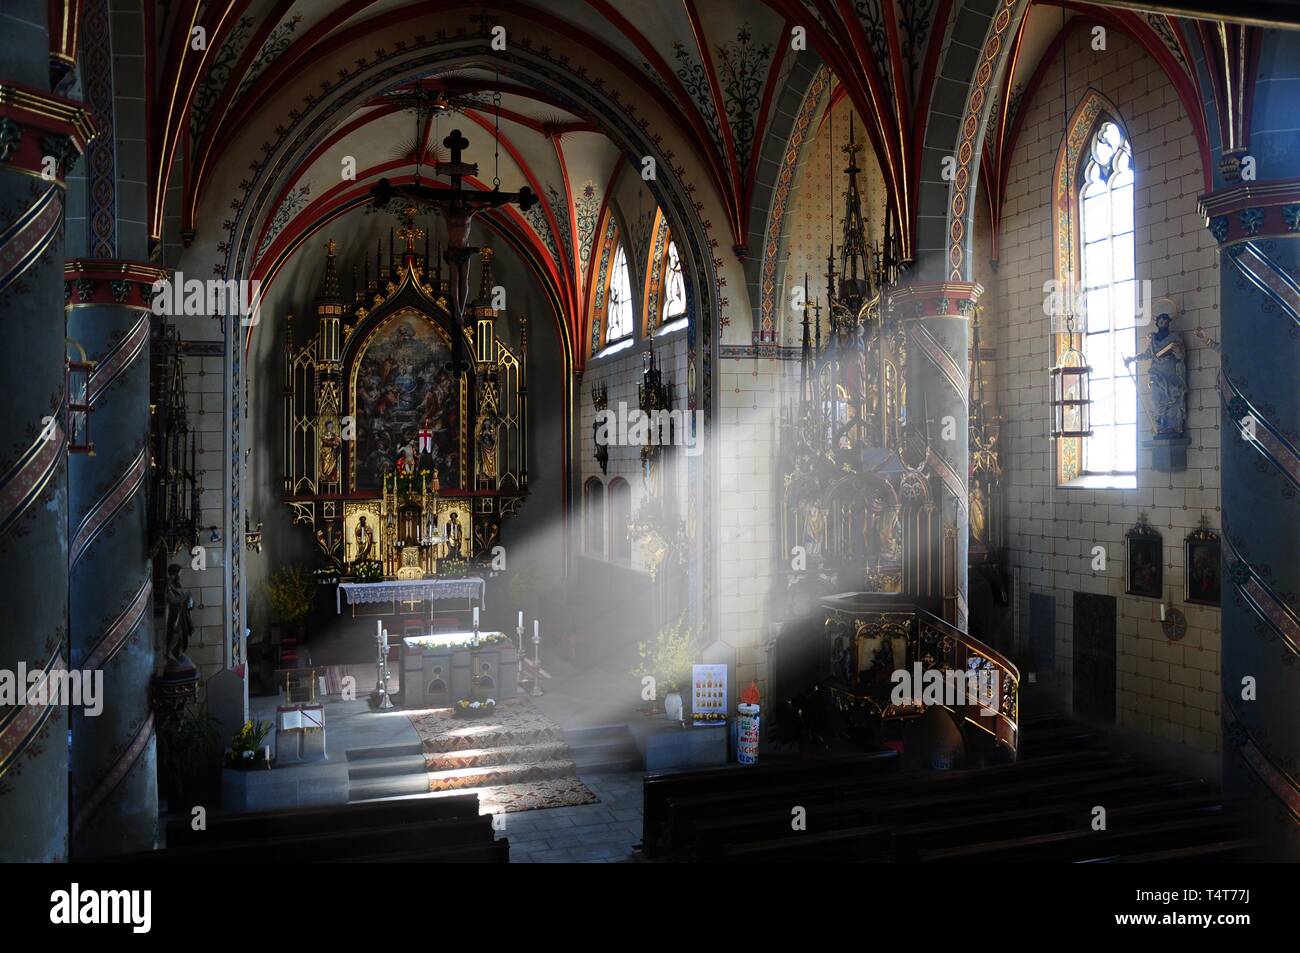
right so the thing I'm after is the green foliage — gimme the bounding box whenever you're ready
[352,559,383,584]
[226,719,274,770]
[264,564,316,622]
[438,557,468,579]
[156,709,222,789]
[632,611,699,694]
[230,719,272,754]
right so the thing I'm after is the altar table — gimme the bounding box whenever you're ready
[401,631,518,708]
[335,577,486,614]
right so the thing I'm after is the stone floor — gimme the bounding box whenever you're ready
[495,771,645,863]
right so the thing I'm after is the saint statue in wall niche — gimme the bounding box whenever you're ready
[970,483,989,548]
[354,515,375,561]
[164,564,195,664]
[444,510,464,557]
[318,418,341,484]
[1125,306,1187,438]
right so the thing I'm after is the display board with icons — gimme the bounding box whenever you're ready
[691,663,728,725]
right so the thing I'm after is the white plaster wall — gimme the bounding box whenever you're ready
[992,30,1222,753]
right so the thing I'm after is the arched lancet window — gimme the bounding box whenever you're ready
[583,477,605,557]
[661,241,687,328]
[605,245,633,346]
[608,477,631,563]
[1079,120,1137,481]
[1053,92,1138,488]
[642,209,689,336]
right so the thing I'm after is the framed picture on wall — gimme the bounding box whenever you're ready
[1184,517,1221,607]
[1125,514,1163,599]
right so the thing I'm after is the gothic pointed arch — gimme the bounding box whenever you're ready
[1051,88,1132,484]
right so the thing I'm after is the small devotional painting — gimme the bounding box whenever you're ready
[1184,518,1221,607]
[352,310,460,491]
[1125,513,1163,599]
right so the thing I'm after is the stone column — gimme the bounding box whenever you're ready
[1199,193,1300,858]
[0,23,96,860]
[890,281,983,631]
[1196,27,1300,861]
[65,265,162,857]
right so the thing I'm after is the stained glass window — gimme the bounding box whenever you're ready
[1079,120,1137,481]
[661,241,686,325]
[605,244,633,344]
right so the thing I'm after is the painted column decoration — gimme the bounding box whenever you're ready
[891,281,982,632]
[65,265,162,857]
[1196,22,1300,859]
[1199,186,1300,857]
[0,56,97,859]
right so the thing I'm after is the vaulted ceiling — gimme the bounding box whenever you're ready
[153,0,1256,362]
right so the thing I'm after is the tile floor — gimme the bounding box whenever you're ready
[496,771,645,862]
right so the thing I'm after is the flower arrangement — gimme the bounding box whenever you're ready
[453,697,497,718]
[226,719,272,769]
[352,559,383,583]
[264,565,315,624]
[632,611,699,697]
[438,557,468,579]
[411,632,509,652]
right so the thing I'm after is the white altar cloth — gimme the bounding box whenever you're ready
[336,577,486,614]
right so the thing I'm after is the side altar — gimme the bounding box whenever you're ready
[281,222,529,584]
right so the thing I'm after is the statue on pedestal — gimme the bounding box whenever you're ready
[354,515,375,561]
[1126,307,1187,437]
[164,563,195,672]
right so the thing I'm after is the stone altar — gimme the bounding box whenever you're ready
[401,631,518,708]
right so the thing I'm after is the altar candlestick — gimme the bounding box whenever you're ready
[530,621,543,697]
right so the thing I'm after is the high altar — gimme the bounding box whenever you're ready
[281,220,529,580]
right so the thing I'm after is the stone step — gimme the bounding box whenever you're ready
[349,773,437,802]
[419,726,566,754]
[568,739,641,772]
[348,753,429,781]
[345,741,423,762]
[425,742,572,772]
[425,759,579,793]
[348,758,580,803]
[563,723,634,746]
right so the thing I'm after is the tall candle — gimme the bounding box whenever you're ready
[518,610,523,629]
[533,619,539,639]
[473,606,480,628]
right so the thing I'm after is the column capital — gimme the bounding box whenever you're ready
[65,259,171,310]
[0,82,97,180]
[1198,178,1300,245]
[889,280,984,320]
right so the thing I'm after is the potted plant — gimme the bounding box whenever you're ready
[439,556,468,579]
[264,564,315,641]
[632,611,698,720]
[352,559,383,584]
[156,709,222,808]
[225,719,272,770]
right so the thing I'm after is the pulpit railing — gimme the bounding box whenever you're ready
[822,594,1019,754]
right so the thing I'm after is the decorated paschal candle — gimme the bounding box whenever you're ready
[736,680,761,765]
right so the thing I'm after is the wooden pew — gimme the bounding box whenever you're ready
[661,750,1122,859]
[640,752,899,858]
[713,825,892,863]
[117,813,500,863]
[916,811,1238,862]
[164,793,480,847]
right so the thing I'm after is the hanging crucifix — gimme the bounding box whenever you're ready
[369,127,536,373]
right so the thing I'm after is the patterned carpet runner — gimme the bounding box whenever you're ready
[405,698,599,813]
